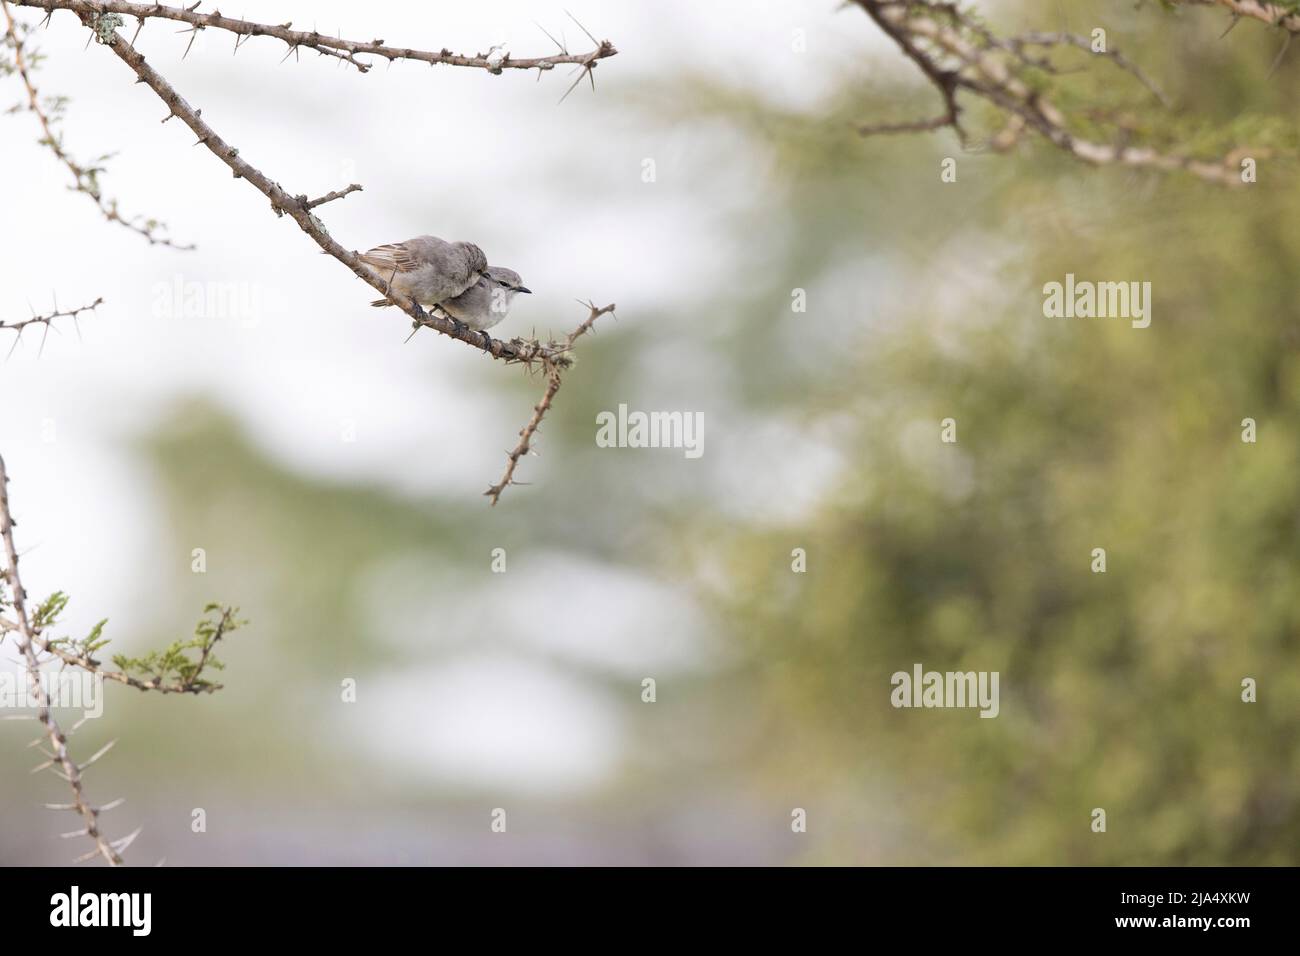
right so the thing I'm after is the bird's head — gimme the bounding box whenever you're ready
[482,266,530,315]
[484,266,531,295]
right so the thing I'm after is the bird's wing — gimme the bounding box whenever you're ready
[358,241,428,274]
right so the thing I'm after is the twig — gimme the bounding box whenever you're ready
[1,296,101,357]
[0,453,123,865]
[857,114,958,136]
[1177,0,1300,35]
[25,611,232,694]
[303,183,361,209]
[1013,31,1170,107]
[14,0,618,75]
[850,1,1251,187]
[485,301,616,505]
[858,0,966,145]
[2,0,193,247]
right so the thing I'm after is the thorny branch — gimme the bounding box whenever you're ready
[2,0,191,246]
[858,0,966,143]
[4,2,620,503]
[71,15,586,370]
[1,296,101,358]
[0,454,238,864]
[1176,0,1300,34]
[4,3,602,368]
[16,0,618,75]
[485,302,616,505]
[0,453,127,865]
[851,0,1274,186]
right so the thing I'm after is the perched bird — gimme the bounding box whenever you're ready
[360,235,487,313]
[440,266,532,334]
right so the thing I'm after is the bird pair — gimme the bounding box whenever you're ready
[360,235,531,347]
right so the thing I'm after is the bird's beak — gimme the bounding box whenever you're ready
[515,285,532,294]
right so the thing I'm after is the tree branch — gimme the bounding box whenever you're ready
[303,183,361,210]
[6,2,622,508]
[15,0,618,75]
[858,0,965,144]
[1178,0,1300,34]
[485,302,616,505]
[28,606,234,694]
[61,12,581,366]
[0,453,125,866]
[850,0,1254,187]
[2,0,192,247]
[1,296,101,357]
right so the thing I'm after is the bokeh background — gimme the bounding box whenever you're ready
[1,0,1296,864]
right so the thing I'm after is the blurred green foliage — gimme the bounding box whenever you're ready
[680,0,1300,863]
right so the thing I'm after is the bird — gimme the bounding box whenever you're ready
[440,266,532,335]
[360,235,487,315]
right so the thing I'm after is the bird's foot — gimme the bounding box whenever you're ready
[408,299,428,321]
[478,330,494,351]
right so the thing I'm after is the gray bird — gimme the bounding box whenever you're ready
[361,235,487,313]
[440,266,532,333]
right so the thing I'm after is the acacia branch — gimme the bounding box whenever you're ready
[0,453,125,866]
[1178,0,1300,34]
[1,296,101,357]
[858,0,965,143]
[16,0,617,75]
[58,11,580,367]
[851,0,1255,187]
[303,183,361,210]
[1011,31,1169,107]
[24,608,233,694]
[7,3,621,507]
[2,0,192,247]
[485,302,616,505]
